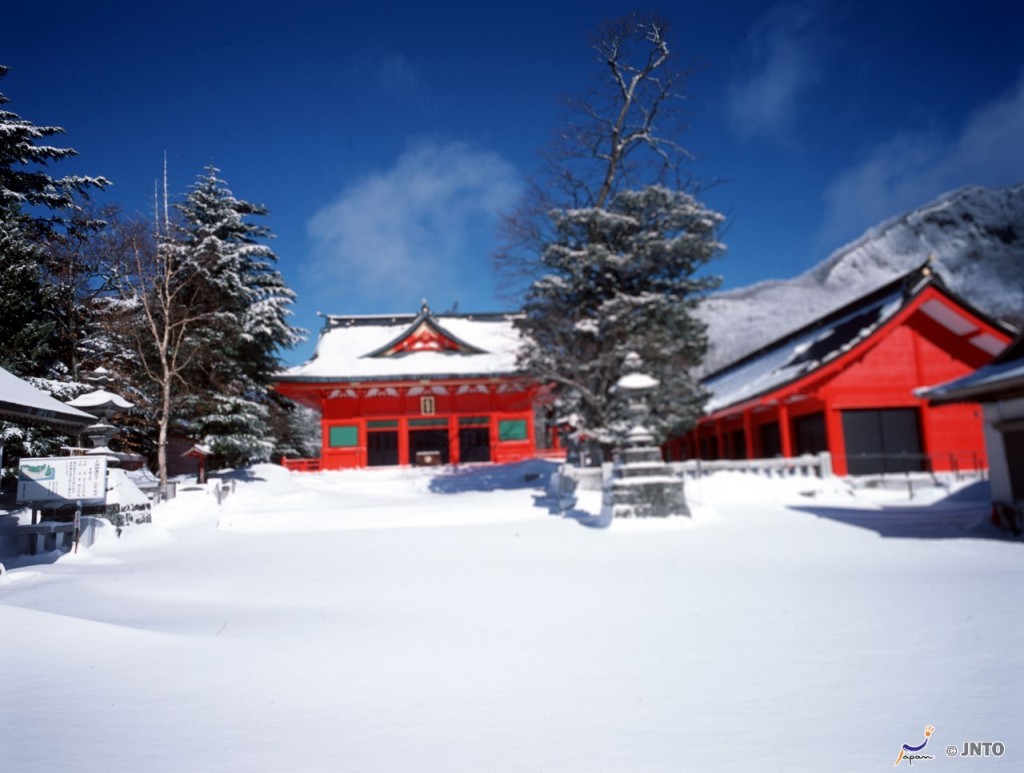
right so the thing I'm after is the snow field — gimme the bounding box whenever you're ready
[1,462,1021,772]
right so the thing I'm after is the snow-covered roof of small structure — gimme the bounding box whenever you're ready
[921,334,1024,404]
[66,389,134,410]
[616,372,660,391]
[702,263,1010,414]
[0,366,98,431]
[278,305,526,382]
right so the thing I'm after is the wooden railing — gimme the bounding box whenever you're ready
[280,458,322,472]
[670,452,834,479]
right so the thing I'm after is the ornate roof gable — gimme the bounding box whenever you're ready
[363,303,487,358]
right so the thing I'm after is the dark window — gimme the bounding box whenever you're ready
[793,412,827,455]
[367,431,399,466]
[759,422,781,458]
[409,428,449,465]
[1001,430,1024,500]
[842,408,923,475]
[729,429,747,459]
[459,427,491,463]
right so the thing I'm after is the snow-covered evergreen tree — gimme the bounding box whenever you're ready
[175,167,303,467]
[0,65,108,377]
[0,223,54,376]
[498,16,724,451]
[270,399,322,461]
[41,205,121,381]
[519,186,723,443]
[0,65,109,472]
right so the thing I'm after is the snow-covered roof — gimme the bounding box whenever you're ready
[66,389,134,410]
[0,366,98,430]
[279,306,526,382]
[702,264,1009,414]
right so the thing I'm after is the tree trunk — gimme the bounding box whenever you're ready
[158,373,171,488]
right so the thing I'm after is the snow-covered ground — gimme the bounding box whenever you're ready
[1,462,1020,772]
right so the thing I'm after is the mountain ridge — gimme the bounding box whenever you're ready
[699,182,1024,372]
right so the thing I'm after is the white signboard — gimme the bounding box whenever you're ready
[17,456,108,503]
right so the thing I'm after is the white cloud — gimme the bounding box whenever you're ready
[819,74,1024,246]
[306,139,522,307]
[727,3,822,139]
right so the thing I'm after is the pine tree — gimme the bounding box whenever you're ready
[0,65,109,473]
[269,399,322,461]
[519,186,723,444]
[175,167,303,467]
[0,65,109,377]
[502,16,724,453]
[0,222,54,376]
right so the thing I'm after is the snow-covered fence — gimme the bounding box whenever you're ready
[556,453,832,489]
[670,452,833,480]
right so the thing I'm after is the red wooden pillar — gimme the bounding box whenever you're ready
[778,403,794,458]
[714,418,725,460]
[825,404,847,476]
[398,417,410,466]
[743,409,755,459]
[356,418,366,467]
[449,419,460,465]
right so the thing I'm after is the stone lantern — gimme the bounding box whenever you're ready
[65,389,140,467]
[65,387,154,526]
[600,353,689,518]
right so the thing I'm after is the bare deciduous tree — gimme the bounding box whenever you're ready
[103,214,212,486]
[494,11,700,295]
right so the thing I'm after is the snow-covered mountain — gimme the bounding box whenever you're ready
[700,183,1024,373]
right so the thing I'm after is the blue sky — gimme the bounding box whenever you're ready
[2,0,1023,365]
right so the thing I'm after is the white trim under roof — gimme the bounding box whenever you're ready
[919,298,978,336]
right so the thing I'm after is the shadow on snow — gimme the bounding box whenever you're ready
[428,460,613,528]
[428,459,559,494]
[787,481,1020,541]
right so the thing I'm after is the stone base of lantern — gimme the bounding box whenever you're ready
[600,446,689,518]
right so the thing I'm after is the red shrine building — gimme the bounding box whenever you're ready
[273,304,554,470]
[674,264,1015,476]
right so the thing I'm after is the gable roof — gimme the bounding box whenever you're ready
[921,332,1024,404]
[702,262,1013,415]
[362,304,488,358]
[278,305,525,383]
[0,367,98,432]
